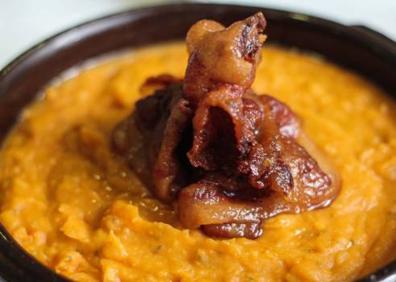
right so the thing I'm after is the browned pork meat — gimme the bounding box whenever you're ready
[112,12,340,239]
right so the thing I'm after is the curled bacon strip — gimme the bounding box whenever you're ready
[112,13,340,239]
[184,13,266,105]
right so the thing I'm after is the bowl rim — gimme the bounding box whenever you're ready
[0,3,395,282]
[1,2,395,81]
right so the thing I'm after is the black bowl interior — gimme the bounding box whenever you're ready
[0,3,395,282]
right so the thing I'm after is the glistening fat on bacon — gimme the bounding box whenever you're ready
[112,12,340,239]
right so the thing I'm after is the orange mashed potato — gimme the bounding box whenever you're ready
[0,43,395,281]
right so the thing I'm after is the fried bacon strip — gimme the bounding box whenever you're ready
[112,13,340,239]
[113,82,193,202]
[184,13,266,105]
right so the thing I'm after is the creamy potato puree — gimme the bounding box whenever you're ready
[0,43,395,282]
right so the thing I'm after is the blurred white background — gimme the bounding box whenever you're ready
[1,0,395,68]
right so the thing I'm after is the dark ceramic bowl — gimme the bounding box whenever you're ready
[0,3,395,282]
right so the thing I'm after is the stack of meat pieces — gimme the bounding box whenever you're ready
[112,13,340,239]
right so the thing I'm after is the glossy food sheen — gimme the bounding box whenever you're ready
[0,43,395,281]
[113,13,339,239]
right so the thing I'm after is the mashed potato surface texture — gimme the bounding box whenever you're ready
[0,43,395,281]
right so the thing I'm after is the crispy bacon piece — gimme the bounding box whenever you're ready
[112,13,340,239]
[202,222,263,240]
[184,13,266,106]
[113,82,193,202]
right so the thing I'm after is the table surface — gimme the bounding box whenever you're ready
[0,0,395,69]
